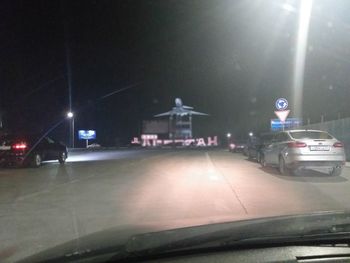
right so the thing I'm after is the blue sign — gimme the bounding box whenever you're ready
[78,130,96,140]
[275,98,288,110]
[271,118,302,131]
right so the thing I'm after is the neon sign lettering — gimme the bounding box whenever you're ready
[132,135,218,147]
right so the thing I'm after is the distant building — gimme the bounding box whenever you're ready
[142,120,169,135]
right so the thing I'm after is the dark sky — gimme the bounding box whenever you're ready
[1,0,350,145]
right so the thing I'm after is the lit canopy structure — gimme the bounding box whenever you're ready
[154,98,208,139]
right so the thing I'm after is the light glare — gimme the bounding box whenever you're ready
[292,0,313,118]
[67,112,74,118]
[282,3,296,13]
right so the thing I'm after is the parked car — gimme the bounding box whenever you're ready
[229,140,246,153]
[247,133,274,162]
[87,143,101,149]
[0,134,68,167]
[260,130,346,176]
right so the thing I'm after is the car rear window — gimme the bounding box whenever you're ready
[260,134,274,143]
[0,135,39,146]
[234,141,246,144]
[0,136,14,146]
[289,131,333,140]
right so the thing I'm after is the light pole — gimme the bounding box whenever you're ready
[0,111,3,129]
[67,111,74,148]
[226,133,231,149]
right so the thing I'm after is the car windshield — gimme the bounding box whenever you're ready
[0,135,14,146]
[290,131,333,140]
[1,0,350,262]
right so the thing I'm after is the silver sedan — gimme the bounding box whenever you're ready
[260,130,346,176]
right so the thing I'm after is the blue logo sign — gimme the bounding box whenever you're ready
[275,98,288,110]
[271,118,302,131]
[78,130,96,140]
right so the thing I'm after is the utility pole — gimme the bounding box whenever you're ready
[64,10,74,148]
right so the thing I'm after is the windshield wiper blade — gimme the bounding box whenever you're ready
[107,232,350,262]
[119,212,350,258]
[221,231,350,247]
[18,211,350,263]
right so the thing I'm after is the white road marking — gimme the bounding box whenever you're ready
[205,151,248,214]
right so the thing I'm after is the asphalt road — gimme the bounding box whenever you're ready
[1,148,350,262]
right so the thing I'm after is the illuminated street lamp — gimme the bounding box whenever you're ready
[226,133,231,138]
[67,111,74,118]
[67,111,75,148]
[249,132,253,137]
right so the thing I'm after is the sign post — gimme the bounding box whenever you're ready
[274,110,290,130]
[78,130,96,148]
[274,98,289,131]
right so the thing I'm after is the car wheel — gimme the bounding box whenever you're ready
[58,152,67,164]
[278,156,288,175]
[330,166,342,176]
[31,153,42,168]
[257,152,261,163]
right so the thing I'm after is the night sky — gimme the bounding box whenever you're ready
[1,0,350,146]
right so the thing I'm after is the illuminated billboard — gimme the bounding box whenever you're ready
[271,118,302,131]
[78,130,96,140]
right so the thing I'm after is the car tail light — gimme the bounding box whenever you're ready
[333,142,344,148]
[12,143,27,150]
[288,141,307,148]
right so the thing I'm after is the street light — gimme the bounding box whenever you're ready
[249,132,253,137]
[67,111,75,148]
[226,133,232,151]
[67,111,74,118]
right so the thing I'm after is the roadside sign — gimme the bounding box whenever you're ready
[274,110,290,123]
[275,98,288,110]
[78,130,96,140]
[271,118,302,131]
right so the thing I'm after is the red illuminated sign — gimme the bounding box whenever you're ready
[132,135,218,147]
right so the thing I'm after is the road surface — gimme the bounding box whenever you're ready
[1,148,350,262]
